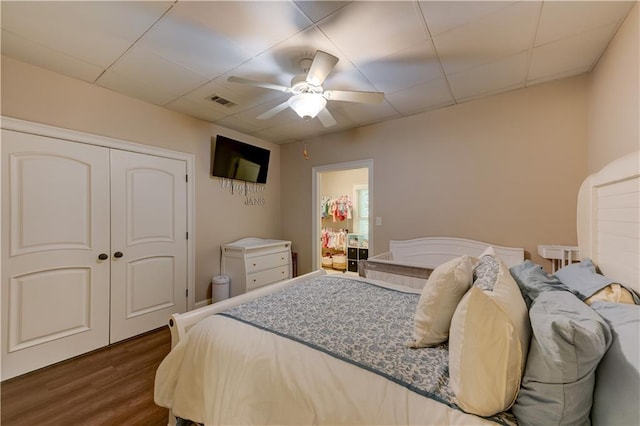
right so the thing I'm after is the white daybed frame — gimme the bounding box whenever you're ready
[360,237,524,289]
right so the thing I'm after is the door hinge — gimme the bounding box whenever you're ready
[186,174,189,182]
[186,231,189,240]
[186,288,189,298]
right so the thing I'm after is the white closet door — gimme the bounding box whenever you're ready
[1,130,111,380]
[109,150,187,343]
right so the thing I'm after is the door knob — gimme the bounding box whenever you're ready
[114,251,124,258]
[98,253,108,260]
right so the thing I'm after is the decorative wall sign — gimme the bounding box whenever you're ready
[220,178,266,206]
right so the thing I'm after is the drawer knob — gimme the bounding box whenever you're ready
[253,263,257,267]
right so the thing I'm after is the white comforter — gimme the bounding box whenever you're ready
[154,277,497,426]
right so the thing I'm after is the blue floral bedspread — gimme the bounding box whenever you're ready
[219,275,517,426]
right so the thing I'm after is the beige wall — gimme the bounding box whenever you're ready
[1,56,283,303]
[282,76,590,274]
[588,2,639,173]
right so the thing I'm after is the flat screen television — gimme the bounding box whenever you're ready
[211,135,270,184]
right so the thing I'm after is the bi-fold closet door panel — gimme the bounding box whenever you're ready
[1,130,111,380]
[1,130,188,380]
[109,150,187,343]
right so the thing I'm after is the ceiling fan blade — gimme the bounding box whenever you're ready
[324,89,384,104]
[256,100,290,120]
[317,108,337,128]
[227,76,291,93]
[306,50,339,87]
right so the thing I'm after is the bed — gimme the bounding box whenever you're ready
[359,237,525,289]
[154,150,639,426]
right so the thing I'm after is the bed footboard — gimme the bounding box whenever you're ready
[168,270,326,348]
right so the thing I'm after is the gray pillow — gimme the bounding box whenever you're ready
[590,302,640,426]
[509,260,574,307]
[554,258,640,304]
[513,291,612,426]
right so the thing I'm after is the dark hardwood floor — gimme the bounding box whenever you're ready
[1,326,171,425]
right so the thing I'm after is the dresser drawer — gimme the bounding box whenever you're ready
[246,266,289,291]
[246,251,290,273]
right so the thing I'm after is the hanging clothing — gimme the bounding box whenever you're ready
[321,228,348,251]
[322,195,352,222]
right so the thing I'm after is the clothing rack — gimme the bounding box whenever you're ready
[321,228,349,251]
[321,195,353,222]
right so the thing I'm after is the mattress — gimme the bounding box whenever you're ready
[154,275,515,425]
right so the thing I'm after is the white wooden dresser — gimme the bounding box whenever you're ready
[221,238,292,297]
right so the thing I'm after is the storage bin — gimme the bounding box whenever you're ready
[213,275,230,302]
[332,254,347,270]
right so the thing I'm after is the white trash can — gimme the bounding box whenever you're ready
[213,275,230,302]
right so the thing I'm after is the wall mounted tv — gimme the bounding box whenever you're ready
[211,135,270,184]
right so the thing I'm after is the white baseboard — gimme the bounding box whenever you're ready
[194,298,212,310]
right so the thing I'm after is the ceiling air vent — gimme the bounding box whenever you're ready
[209,94,236,107]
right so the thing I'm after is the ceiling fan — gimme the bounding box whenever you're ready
[227,50,384,127]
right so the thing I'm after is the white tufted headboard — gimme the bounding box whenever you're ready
[577,150,640,294]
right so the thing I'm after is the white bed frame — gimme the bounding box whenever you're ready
[360,237,524,288]
[577,150,639,294]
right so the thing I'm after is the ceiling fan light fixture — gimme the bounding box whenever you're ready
[288,93,326,119]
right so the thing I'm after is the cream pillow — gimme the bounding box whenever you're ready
[585,283,636,305]
[449,256,531,416]
[409,255,475,348]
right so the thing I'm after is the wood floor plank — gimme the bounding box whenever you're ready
[1,326,171,426]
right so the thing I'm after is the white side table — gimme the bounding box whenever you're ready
[537,245,580,272]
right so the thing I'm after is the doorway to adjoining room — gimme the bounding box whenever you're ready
[312,160,373,274]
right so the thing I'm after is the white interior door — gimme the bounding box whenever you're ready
[1,130,111,380]
[109,150,187,343]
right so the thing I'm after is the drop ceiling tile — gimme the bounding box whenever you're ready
[318,1,429,64]
[266,117,342,141]
[448,51,528,101]
[356,41,444,94]
[332,101,401,126]
[0,1,172,68]
[137,19,249,78]
[175,1,313,56]
[164,98,228,123]
[293,1,351,23]
[1,30,104,83]
[185,79,281,116]
[385,77,454,114]
[139,1,313,78]
[96,70,176,106]
[220,26,374,92]
[526,66,591,88]
[528,23,617,81]
[109,46,208,100]
[433,1,540,75]
[419,1,518,36]
[535,0,635,46]
[214,115,271,137]
[263,26,353,77]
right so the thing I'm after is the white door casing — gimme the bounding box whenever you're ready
[1,130,111,380]
[109,150,187,343]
